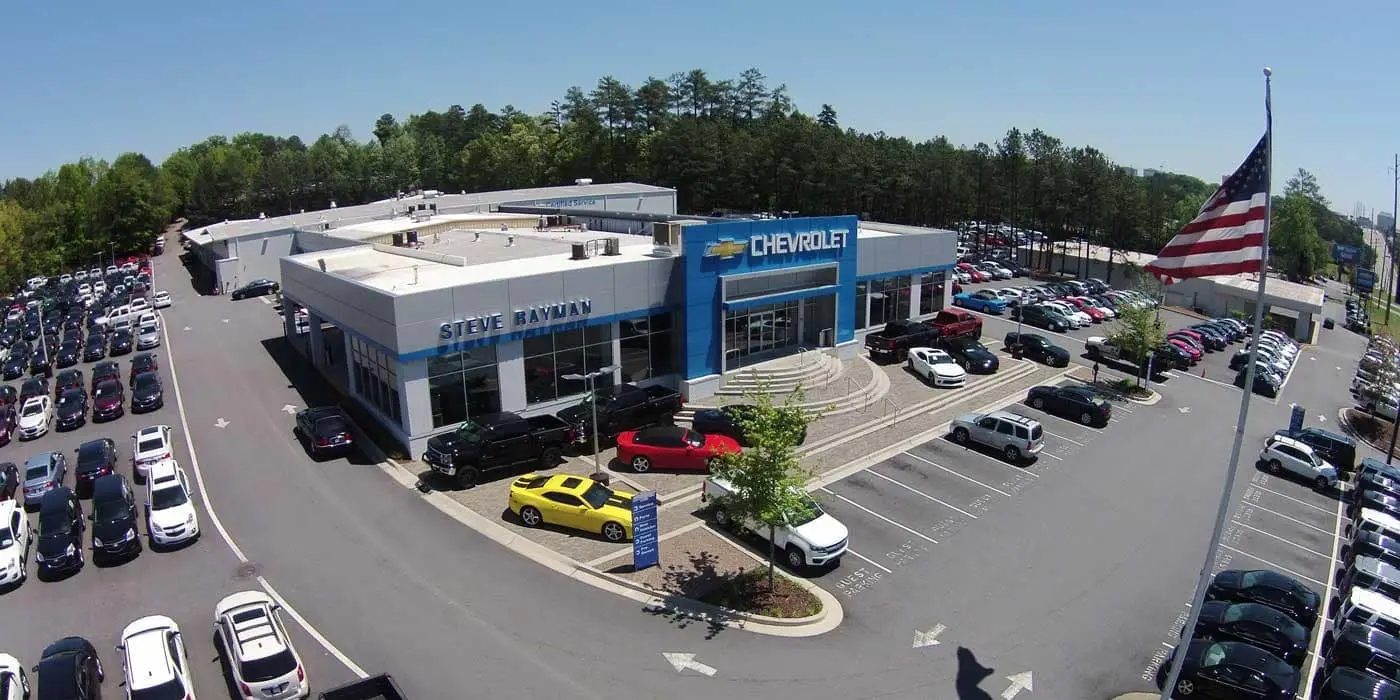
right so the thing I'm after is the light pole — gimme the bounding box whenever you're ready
[563,364,621,483]
[1387,155,1399,325]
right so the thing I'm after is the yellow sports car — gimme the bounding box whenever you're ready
[508,473,635,542]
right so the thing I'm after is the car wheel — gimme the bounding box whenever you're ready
[601,521,627,542]
[786,545,806,570]
[1268,459,1283,474]
[1315,475,1331,490]
[1004,445,1021,462]
[951,427,970,444]
[1079,412,1093,425]
[1175,679,1194,696]
[1031,397,1045,409]
[707,457,719,471]
[518,506,543,528]
[713,508,732,528]
[631,455,651,473]
[455,467,479,489]
[539,446,562,467]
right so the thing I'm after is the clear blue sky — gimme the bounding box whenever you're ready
[3,0,1396,218]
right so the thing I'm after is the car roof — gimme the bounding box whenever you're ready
[1268,436,1315,455]
[1325,666,1399,695]
[220,598,289,661]
[121,618,179,690]
[640,425,689,441]
[0,499,16,520]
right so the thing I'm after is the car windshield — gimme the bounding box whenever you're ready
[151,484,188,510]
[315,417,348,435]
[130,678,187,700]
[21,402,42,417]
[39,509,71,535]
[453,421,486,443]
[94,385,116,398]
[134,375,158,391]
[683,431,705,448]
[93,493,126,521]
[25,465,48,480]
[239,649,298,683]
[138,438,164,454]
[790,495,824,526]
[58,392,81,407]
[581,483,613,509]
[0,525,13,549]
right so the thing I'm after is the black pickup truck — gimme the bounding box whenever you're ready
[864,320,938,363]
[423,412,573,487]
[319,674,406,700]
[556,383,683,448]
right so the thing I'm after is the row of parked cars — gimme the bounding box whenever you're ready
[1230,328,1303,398]
[0,590,312,700]
[1353,334,1399,420]
[0,355,165,446]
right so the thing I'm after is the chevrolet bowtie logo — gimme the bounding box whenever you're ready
[704,239,747,259]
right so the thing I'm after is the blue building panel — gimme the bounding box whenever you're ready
[680,216,859,380]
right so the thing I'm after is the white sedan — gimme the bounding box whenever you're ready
[152,290,172,308]
[132,425,174,481]
[16,396,52,440]
[908,347,967,387]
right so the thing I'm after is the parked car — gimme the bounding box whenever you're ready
[0,463,16,501]
[703,475,848,570]
[1025,385,1111,427]
[923,309,983,341]
[1156,638,1299,699]
[1270,427,1356,474]
[318,674,407,700]
[1004,332,1069,367]
[509,473,633,542]
[129,371,164,413]
[35,487,85,577]
[32,637,102,697]
[907,346,968,387]
[74,438,118,497]
[1259,435,1339,490]
[91,379,124,421]
[949,410,1045,463]
[117,615,195,700]
[293,406,354,460]
[230,279,280,300]
[1192,601,1310,665]
[16,395,52,440]
[214,591,310,699]
[939,336,999,374]
[54,388,88,431]
[21,452,66,510]
[1205,569,1321,628]
[90,473,140,561]
[151,290,172,308]
[144,458,199,547]
[556,383,683,447]
[689,403,807,447]
[423,412,573,488]
[617,426,740,473]
[0,499,31,587]
[131,425,175,482]
[953,290,1007,314]
[864,320,937,363]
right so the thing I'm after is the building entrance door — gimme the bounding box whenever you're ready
[723,300,801,370]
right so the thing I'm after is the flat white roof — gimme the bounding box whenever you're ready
[332,212,540,240]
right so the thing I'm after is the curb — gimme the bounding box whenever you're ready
[1126,389,1163,406]
[1339,406,1395,458]
[1110,694,1159,700]
[358,430,841,637]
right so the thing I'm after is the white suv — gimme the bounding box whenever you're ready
[118,615,197,700]
[214,591,309,699]
[0,501,31,586]
[146,458,199,546]
[132,425,174,482]
[0,652,29,700]
[1259,435,1338,490]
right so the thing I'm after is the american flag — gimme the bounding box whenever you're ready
[1145,135,1269,284]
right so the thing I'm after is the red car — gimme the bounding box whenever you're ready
[1168,337,1202,362]
[616,426,740,473]
[1064,297,1107,323]
[0,406,15,447]
[956,263,986,282]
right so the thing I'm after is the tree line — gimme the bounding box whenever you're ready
[0,67,1369,290]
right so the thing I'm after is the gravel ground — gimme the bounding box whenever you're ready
[600,525,759,600]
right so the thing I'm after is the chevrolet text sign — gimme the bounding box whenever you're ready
[748,229,849,257]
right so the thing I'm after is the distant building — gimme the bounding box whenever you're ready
[1379,211,1396,233]
[1141,168,1162,178]
[1119,166,1138,177]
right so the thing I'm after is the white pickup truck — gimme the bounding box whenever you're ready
[702,476,849,570]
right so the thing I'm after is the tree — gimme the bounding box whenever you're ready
[707,388,819,589]
[1110,304,1165,386]
[1272,192,1328,281]
[1284,168,1327,207]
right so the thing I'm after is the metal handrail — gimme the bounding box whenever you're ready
[881,396,898,421]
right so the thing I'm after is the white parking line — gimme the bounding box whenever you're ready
[818,488,939,544]
[1112,404,1135,414]
[1304,493,1346,698]
[903,452,1013,497]
[1229,520,1331,559]
[844,548,894,574]
[944,440,1043,476]
[260,296,273,305]
[1038,451,1063,461]
[866,469,979,518]
[1243,503,1334,535]
[1044,431,1085,446]
[1251,486,1334,515]
[1218,544,1327,588]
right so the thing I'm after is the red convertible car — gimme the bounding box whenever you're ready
[616,426,740,473]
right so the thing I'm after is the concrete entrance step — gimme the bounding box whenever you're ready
[717,351,842,395]
[676,356,890,422]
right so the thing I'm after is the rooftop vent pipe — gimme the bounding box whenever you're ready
[603,237,621,256]
[571,243,588,261]
[506,235,515,247]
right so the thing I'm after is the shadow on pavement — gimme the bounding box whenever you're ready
[955,646,996,700]
[260,336,387,466]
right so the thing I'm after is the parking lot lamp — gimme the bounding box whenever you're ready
[563,365,621,483]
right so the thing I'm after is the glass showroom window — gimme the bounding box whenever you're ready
[350,337,401,427]
[523,324,615,404]
[619,313,675,383]
[428,346,501,428]
[855,281,868,328]
[865,276,912,327]
[919,271,946,316]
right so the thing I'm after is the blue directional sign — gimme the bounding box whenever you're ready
[1358,268,1376,294]
[1333,243,1361,265]
[1289,405,1306,433]
[632,491,659,571]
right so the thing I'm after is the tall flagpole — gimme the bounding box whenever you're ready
[1158,66,1274,700]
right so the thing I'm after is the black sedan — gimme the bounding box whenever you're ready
[1157,638,1298,699]
[0,406,15,447]
[109,329,133,356]
[0,462,16,499]
[1025,385,1111,427]
[1004,332,1070,367]
[90,361,119,391]
[1349,487,1400,522]
[1193,601,1309,666]
[1206,570,1321,628]
[54,388,88,431]
[55,341,80,368]
[231,279,279,300]
[129,371,163,413]
[690,403,807,448]
[1316,666,1400,699]
[82,336,106,362]
[54,368,83,397]
[295,406,355,460]
[1,355,26,380]
[941,336,999,374]
[129,352,158,383]
[1236,369,1281,398]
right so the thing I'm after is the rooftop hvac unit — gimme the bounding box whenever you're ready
[571,243,589,261]
[423,189,441,198]
[652,222,682,248]
[575,178,593,186]
[603,237,621,256]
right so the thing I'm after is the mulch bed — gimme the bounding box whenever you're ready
[1345,409,1400,457]
[699,569,822,619]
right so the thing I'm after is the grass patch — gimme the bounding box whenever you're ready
[1368,297,1400,336]
[1110,378,1154,398]
[698,569,822,618]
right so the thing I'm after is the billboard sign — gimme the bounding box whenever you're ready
[1332,243,1361,265]
[1357,268,1376,294]
[631,491,659,570]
